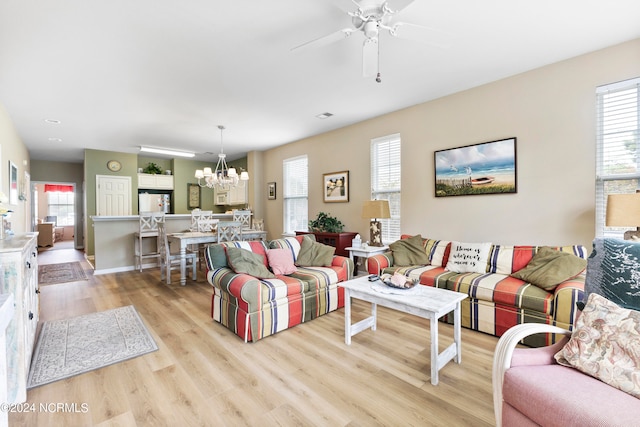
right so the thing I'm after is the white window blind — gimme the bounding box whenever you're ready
[47,191,75,226]
[596,77,640,238]
[283,155,308,234]
[371,134,401,244]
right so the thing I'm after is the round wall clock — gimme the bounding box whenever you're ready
[107,160,122,172]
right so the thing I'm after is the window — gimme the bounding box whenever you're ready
[596,77,640,238]
[47,191,75,226]
[283,155,308,234]
[371,134,401,244]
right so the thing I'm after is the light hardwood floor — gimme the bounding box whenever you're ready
[13,250,499,426]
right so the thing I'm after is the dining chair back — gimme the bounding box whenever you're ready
[157,221,197,284]
[232,210,252,229]
[217,221,243,242]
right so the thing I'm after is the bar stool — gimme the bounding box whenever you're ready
[134,211,164,272]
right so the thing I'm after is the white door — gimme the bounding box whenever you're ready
[96,175,131,216]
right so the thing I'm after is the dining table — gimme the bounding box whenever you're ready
[168,229,268,285]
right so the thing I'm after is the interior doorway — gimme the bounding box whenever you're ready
[32,182,78,251]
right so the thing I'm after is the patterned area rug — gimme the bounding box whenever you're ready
[39,261,88,285]
[27,305,158,389]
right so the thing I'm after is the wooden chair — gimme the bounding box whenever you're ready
[217,221,243,242]
[232,210,252,229]
[134,211,164,272]
[157,221,197,285]
[190,210,218,269]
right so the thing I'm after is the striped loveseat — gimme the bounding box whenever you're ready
[205,236,353,342]
[367,236,588,347]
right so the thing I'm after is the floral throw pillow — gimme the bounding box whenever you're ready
[554,293,640,398]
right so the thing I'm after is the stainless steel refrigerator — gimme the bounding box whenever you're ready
[138,192,171,213]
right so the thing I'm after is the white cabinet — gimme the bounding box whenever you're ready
[214,185,247,206]
[138,174,174,190]
[0,234,39,403]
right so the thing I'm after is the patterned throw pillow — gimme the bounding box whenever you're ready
[555,293,640,398]
[585,238,640,311]
[445,242,492,273]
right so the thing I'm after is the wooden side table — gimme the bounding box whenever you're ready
[346,245,389,275]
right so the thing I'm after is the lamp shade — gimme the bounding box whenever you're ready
[606,194,640,227]
[362,200,391,219]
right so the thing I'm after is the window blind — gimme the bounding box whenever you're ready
[371,134,401,243]
[283,155,308,234]
[595,77,640,237]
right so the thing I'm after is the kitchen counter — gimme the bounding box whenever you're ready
[90,214,232,274]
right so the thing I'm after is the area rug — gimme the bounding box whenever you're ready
[39,261,88,285]
[27,305,158,389]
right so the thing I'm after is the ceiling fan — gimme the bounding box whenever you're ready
[291,0,449,81]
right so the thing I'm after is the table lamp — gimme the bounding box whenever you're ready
[606,194,640,240]
[362,200,390,246]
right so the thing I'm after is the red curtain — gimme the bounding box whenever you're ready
[44,184,73,193]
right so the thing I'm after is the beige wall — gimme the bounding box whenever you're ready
[260,39,640,250]
[0,103,30,234]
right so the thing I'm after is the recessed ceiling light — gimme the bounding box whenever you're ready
[316,112,333,119]
[140,146,195,158]
[48,137,62,142]
[44,119,61,124]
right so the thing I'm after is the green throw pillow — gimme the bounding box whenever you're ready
[226,247,275,279]
[389,234,429,266]
[511,246,587,291]
[207,245,228,269]
[295,236,335,267]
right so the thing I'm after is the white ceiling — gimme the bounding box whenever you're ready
[1,0,639,164]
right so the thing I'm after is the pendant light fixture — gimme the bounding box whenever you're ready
[194,125,249,191]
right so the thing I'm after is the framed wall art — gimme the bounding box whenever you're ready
[187,183,200,209]
[323,170,349,203]
[9,161,18,205]
[434,137,517,197]
[267,182,276,200]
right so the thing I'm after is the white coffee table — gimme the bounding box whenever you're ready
[340,276,468,385]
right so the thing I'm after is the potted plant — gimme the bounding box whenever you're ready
[308,212,344,233]
[142,162,163,175]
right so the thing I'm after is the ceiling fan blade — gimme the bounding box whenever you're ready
[390,22,451,49]
[385,0,416,14]
[291,28,356,53]
[328,0,361,13]
[362,38,378,78]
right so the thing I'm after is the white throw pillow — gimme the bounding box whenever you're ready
[445,241,492,273]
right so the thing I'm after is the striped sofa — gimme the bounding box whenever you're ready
[367,237,588,347]
[205,236,353,342]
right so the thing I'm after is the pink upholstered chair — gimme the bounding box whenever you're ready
[492,322,640,426]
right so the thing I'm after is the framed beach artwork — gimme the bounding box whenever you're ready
[434,137,517,197]
[323,171,349,203]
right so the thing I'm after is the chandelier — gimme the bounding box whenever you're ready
[194,125,249,191]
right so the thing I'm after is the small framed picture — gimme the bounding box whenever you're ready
[188,183,200,209]
[323,171,349,203]
[9,161,18,205]
[267,182,276,200]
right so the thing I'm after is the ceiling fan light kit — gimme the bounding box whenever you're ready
[292,0,446,81]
